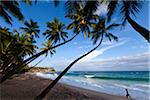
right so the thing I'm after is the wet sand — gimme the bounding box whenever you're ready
[0,74,128,100]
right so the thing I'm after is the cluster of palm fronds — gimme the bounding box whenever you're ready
[0,19,39,81]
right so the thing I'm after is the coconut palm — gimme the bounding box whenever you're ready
[35,17,120,99]
[91,18,119,44]
[43,18,68,44]
[0,27,38,83]
[41,40,56,57]
[66,2,99,38]
[20,19,40,39]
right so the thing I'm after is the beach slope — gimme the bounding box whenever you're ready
[0,74,127,100]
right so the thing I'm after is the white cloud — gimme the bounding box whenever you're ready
[74,52,149,71]
[49,38,148,71]
[79,40,127,62]
[95,3,108,15]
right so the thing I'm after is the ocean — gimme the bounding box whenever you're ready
[35,71,149,100]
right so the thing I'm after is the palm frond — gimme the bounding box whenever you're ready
[106,23,120,30]
[107,0,118,22]
[120,0,142,25]
[1,1,24,20]
[65,1,79,16]
[0,7,12,25]
[67,22,76,30]
[105,32,118,41]
[83,0,99,17]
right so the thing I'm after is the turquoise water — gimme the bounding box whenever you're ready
[65,71,149,82]
[35,71,150,100]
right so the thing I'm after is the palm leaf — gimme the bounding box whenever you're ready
[67,22,76,30]
[1,1,24,20]
[105,32,118,41]
[83,0,99,18]
[107,0,118,22]
[0,7,12,25]
[65,1,78,16]
[120,1,142,25]
[106,23,120,30]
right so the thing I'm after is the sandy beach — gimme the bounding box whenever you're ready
[0,73,128,100]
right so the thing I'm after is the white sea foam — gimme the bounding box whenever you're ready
[34,72,149,100]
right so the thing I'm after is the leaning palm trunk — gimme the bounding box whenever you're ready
[23,34,78,65]
[127,16,150,42]
[35,34,103,100]
[0,34,77,83]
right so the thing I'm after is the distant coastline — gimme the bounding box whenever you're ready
[28,67,56,73]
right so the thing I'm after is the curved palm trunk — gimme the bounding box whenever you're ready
[35,34,103,100]
[0,34,77,83]
[23,34,78,65]
[127,16,150,42]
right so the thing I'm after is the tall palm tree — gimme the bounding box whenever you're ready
[35,17,119,99]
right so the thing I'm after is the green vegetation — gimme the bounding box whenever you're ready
[0,0,149,99]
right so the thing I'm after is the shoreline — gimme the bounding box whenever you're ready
[1,73,128,100]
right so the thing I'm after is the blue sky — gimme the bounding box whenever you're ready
[1,1,149,71]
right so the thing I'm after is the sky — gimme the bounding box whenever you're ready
[1,1,149,71]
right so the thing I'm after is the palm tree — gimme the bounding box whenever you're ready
[66,2,99,38]
[43,18,68,44]
[91,18,119,44]
[35,17,119,99]
[41,40,56,57]
[0,27,38,83]
[20,19,40,40]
